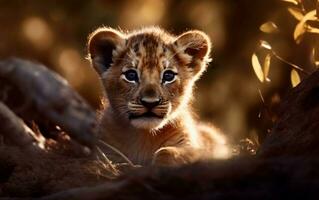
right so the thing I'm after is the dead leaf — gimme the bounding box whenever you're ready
[311,47,319,67]
[281,0,299,5]
[311,47,315,65]
[290,69,301,87]
[252,54,264,82]
[260,21,279,33]
[294,22,306,43]
[303,10,318,21]
[307,26,319,34]
[263,54,271,82]
[293,10,317,44]
[260,40,272,50]
[287,7,304,21]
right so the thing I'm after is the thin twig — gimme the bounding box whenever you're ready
[258,88,265,103]
[96,147,120,175]
[98,140,136,167]
[299,0,306,14]
[272,51,310,75]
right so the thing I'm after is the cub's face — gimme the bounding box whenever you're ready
[88,27,211,130]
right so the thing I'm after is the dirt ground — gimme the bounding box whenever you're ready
[0,144,108,197]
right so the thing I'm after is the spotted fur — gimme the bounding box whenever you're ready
[88,27,228,166]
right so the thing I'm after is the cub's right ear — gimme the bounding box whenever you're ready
[87,27,126,75]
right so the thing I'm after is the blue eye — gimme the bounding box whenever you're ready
[123,70,138,82]
[163,70,177,83]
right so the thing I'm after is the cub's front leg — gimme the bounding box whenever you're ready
[152,146,198,166]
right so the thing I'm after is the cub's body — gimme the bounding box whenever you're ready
[88,27,228,166]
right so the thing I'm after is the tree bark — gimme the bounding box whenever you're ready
[0,102,41,153]
[0,58,97,147]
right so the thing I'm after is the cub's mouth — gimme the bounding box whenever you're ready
[129,112,164,120]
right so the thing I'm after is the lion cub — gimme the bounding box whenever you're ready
[88,27,229,166]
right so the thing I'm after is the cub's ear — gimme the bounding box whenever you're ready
[174,30,211,75]
[87,27,125,75]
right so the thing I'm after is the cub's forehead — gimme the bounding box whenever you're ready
[116,32,179,71]
[126,33,173,57]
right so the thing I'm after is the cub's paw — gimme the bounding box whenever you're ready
[152,147,188,166]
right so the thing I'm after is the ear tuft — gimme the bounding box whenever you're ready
[87,27,125,75]
[175,30,211,62]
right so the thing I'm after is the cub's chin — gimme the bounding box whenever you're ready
[129,112,166,130]
[131,117,163,130]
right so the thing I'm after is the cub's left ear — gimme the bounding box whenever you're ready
[87,27,126,76]
[174,30,211,74]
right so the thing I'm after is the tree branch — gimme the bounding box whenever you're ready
[0,58,97,147]
[0,102,42,153]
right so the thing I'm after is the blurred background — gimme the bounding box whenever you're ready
[0,0,317,145]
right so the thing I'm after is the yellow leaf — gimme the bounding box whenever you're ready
[263,54,271,82]
[307,26,319,34]
[281,0,299,5]
[294,22,306,43]
[311,47,316,65]
[290,69,301,87]
[303,10,318,21]
[252,54,264,82]
[293,10,317,44]
[260,21,279,33]
[260,40,272,50]
[287,7,304,21]
[311,47,319,67]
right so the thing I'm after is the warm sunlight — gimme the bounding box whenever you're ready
[1,0,319,199]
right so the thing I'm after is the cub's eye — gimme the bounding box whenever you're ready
[162,70,177,84]
[123,70,139,83]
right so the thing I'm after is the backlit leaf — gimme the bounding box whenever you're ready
[294,22,306,43]
[303,10,318,21]
[311,47,319,67]
[290,69,301,87]
[260,40,272,50]
[252,54,264,82]
[311,47,315,65]
[263,54,271,82]
[307,26,319,34]
[260,21,279,33]
[293,10,317,43]
[287,7,304,21]
[281,0,299,5]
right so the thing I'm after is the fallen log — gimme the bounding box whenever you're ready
[0,102,42,153]
[0,58,97,147]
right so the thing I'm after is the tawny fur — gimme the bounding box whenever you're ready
[88,26,229,166]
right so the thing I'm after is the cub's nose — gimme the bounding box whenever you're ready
[140,97,161,109]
